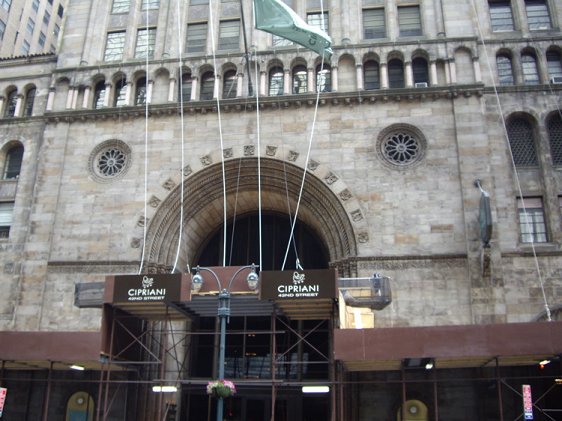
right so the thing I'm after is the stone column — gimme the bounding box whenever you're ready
[473,57,482,83]
[307,67,315,92]
[356,64,364,90]
[65,87,75,109]
[444,60,451,85]
[236,73,244,97]
[191,77,198,101]
[82,87,91,109]
[103,83,112,107]
[46,87,55,111]
[0,96,5,116]
[13,94,24,117]
[168,77,176,102]
[405,61,413,87]
[147,80,154,104]
[331,66,338,92]
[213,75,220,99]
[430,61,438,86]
[124,82,133,106]
[380,62,389,89]
[71,88,79,109]
[284,69,291,95]
[260,71,267,96]
[448,59,457,84]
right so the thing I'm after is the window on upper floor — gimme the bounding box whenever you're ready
[412,57,429,86]
[53,24,60,38]
[38,31,46,47]
[363,8,385,39]
[94,80,107,109]
[0,0,11,12]
[27,18,35,35]
[114,78,128,107]
[135,27,156,59]
[104,31,126,61]
[190,0,208,4]
[398,5,421,37]
[269,67,284,96]
[0,202,14,239]
[496,54,514,85]
[200,72,215,100]
[43,10,50,26]
[23,88,35,116]
[135,77,147,105]
[3,145,23,179]
[489,0,515,31]
[388,59,405,88]
[141,0,159,10]
[223,70,237,99]
[112,0,130,14]
[186,22,207,54]
[525,0,551,30]
[22,40,30,55]
[521,52,540,85]
[180,73,192,102]
[272,34,292,47]
[57,4,63,18]
[518,197,547,243]
[364,61,380,90]
[5,90,17,117]
[218,20,240,51]
[32,0,39,13]
[507,116,538,167]
[546,50,562,83]
[316,64,331,92]
[292,65,307,94]
[307,12,329,34]
[0,20,6,41]
[547,113,562,166]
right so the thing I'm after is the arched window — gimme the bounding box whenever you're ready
[292,65,307,94]
[388,59,404,88]
[23,88,36,116]
[180,72,192,102]
[268,67,284,96]
[364,61,380,90]
[3,144,24,179]
[507,116,538,167]
[93,81,106,109]
[114,77,127,107]
[496,54,514,85]
[316,64,331,92]
[412,57,429,86]
[546,50,562,82]
[521,53,540,85]
[547,113,562,166]
[223,70,237,99]
[135,77,147,105]
[200,71,215,100]
[4,90,17,117]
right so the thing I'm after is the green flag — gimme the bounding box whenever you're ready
[253,0,333,60]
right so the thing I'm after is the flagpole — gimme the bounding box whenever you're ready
[240,0,254,96]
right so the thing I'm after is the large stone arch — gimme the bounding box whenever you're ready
[142,146,365,272]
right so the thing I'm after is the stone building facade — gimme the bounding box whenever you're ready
[0,0,561,420]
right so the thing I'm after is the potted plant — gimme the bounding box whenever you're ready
[206,379,236,398]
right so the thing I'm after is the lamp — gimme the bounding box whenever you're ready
[152,385,178,393]
[191,267,204,292]
[69,364,85,371]
[302,385,330,393]
[246,263,259,290]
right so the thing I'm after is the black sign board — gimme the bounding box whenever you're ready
[113,273,182,303]
[260,269,336,300]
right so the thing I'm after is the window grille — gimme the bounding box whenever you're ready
[292,65,307,94]
[218,20,240,50]
[223,70,237,99]
[363,8,385,39]
[521,53,540,85]
[0,202,14,238]
[186,23,207,54]
[114,78,128,107]
[412,57,429,85]
[364,61,380,90]
[518,197,547,243]
[489,1,514,31]
[548,114,562,166]
[272,35,292,47]
[546,51,562,81]
[112,0,130,14]
[200,72,215,100]
[507,117,538,166]
[135,27,156,59]
[94,81,106,109]
[388,59,404,88]
[3,145,23,179]
[269,67,284,96]
[135,78,147,105]
[24,88,35,116]
[307,12,329,33]
[104,31,126,62]
[180,74,192,102]
[381,132,422,166]
[141,0,159,10]
[496,54,514,85]
[525,0,551,30]
[316,64,331,92]
[5,91,17,117]
[398,6,421,36]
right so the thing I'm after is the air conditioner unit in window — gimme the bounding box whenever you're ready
[550,76,562,84]
[414,82,428,88]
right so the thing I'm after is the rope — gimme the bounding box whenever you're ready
[470,0,551,321]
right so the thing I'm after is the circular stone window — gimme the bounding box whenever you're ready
[89,140,131,182]
[377,125,426,168]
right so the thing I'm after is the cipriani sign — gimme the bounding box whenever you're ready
[260,269,336,300]
[112,273,182,303]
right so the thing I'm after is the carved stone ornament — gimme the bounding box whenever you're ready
[307,160,319,171]
[358,232,369,243]
[266,145,277,156]
[288,151,299,162]
[223,148,233,159]
[339,189,352,201]
[183,165,192,176]
[131,238,142,248]
[137,216,148,227]
[162,178,176,191]
[324,172,338,185]
[244,145,255,156]
[149,195,161,208]
[201,155,212,166]
[351,209,363,222]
